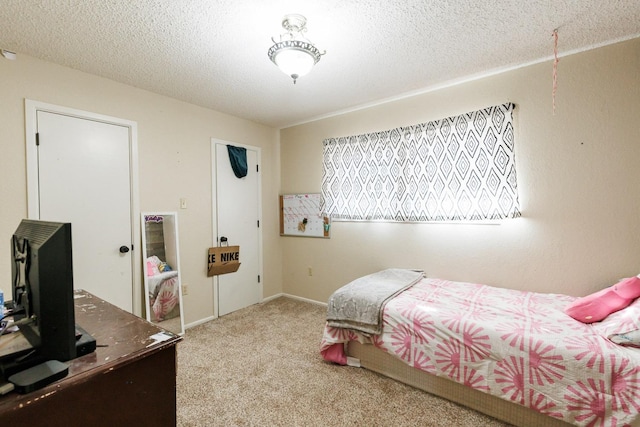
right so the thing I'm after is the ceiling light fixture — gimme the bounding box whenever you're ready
[268,14,325,84]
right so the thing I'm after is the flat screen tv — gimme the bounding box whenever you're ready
[4,219,76,371]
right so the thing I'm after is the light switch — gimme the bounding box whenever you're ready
[180,198,187,209]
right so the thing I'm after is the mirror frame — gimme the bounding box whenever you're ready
[140,212,185,335]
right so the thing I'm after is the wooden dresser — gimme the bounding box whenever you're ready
[0,290,182,425]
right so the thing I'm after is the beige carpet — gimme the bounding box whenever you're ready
[176,297,511,427]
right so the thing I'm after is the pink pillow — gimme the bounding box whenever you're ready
[146,260,156,277]
[565,276,640,323]
[592,295,640,337]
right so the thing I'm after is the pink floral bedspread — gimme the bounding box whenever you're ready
[320,277,640,426]
[149,272,179,322]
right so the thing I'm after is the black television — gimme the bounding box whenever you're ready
[3,220,76,371]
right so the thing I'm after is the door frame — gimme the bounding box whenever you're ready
[210,138,263,319]
[24,99,142,316]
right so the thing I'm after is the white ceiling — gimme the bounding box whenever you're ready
[1,1,639,128]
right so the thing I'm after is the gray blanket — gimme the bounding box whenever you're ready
[326,268,425,334]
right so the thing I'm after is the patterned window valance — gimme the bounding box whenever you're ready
[321,103,520,221]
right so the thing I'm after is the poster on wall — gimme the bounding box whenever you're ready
[279,194,330,238]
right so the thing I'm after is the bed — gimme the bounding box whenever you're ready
[320,269,640,427]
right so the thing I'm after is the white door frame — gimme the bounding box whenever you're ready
[210,138,263,319]
[24,99,142,316]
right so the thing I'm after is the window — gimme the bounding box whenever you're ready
[321,103,520,221]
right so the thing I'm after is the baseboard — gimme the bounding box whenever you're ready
[184,315,215,330]
[261,293,326,306]
[279,293,327,307]
[260,293,284,303]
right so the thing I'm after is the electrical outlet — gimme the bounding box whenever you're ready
[308,267,313,276]
[182,284,188,295]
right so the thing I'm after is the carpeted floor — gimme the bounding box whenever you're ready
[176,297,511,427]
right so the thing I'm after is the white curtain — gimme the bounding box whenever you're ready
[321,103,520,221]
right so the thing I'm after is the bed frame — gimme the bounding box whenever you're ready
[347,341,572,427]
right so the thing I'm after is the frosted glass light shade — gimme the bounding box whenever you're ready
[268,39,322,83]
[273,47,315,78]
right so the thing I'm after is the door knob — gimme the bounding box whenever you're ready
[119,245,130,253]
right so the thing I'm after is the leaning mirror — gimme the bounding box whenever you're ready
[141,212,185,335]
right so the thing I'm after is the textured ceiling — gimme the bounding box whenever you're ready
[1,1,639,128]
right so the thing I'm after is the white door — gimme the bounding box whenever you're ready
[214,141,262,316]
[32,109,135,312]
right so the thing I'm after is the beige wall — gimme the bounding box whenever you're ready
[280,38,640,303]
[0,54,283,325]
[2,38,638,318]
